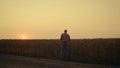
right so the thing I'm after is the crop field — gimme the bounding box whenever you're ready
[0,39,120,65]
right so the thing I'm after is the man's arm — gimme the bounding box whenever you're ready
[60,34,63,40]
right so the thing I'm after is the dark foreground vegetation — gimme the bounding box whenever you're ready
[0,39,120,65]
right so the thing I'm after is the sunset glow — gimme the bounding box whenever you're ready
[0,0,120,39]
[22,35,26,39]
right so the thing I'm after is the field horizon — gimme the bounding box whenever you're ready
[0,38,120,40]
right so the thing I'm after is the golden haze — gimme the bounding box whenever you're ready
[0,0,120,39]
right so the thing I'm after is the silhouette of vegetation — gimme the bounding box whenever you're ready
[0,39,120,65]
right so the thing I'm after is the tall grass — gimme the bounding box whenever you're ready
[0,39,120,65]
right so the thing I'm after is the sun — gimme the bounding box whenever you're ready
[18,33,30,39]
[22,35,26,39]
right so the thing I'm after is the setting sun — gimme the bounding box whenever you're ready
[18,34,30,39]
[22,35,26,39]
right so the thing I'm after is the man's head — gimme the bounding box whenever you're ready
[64,30,67,33]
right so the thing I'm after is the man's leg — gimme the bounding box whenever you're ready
[65,45,69,59]
[60,45,64,58]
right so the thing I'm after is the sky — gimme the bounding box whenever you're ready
[0,0,120,39]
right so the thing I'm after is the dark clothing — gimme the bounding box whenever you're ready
[60,32,70,59]
[61,41,69,58]
[60,33,70,42]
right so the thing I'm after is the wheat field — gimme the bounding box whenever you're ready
[0,39,120,65]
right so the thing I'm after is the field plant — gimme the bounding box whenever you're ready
[0,39,120,65]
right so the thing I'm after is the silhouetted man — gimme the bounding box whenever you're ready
[60,30,70,60]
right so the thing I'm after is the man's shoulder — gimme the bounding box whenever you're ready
[62,33,69,36]
[61,33,64,35]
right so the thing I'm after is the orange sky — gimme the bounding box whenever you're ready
[0,0,120,39]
